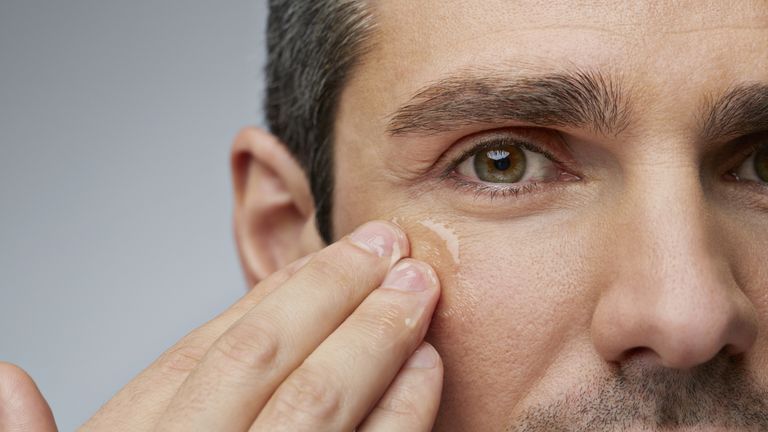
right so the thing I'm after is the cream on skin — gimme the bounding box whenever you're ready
[411,218,479,323]
[330,1,768,430]
[391,216,479,322]
[391,217,469,319]
[417,219,460,266]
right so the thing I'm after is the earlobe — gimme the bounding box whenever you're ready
[231,127,323,286]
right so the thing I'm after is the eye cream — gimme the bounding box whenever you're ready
[392,217,478,324]
[418,219,460,266]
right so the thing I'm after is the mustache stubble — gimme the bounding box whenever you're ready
[507,353,768,432]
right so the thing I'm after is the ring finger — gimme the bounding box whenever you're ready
[251,259,441,432]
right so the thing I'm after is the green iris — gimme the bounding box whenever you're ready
[756,145,768,183]
[473,145,526,183]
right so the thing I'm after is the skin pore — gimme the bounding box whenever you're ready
[329,1,768,431]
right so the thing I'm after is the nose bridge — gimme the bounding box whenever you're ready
[591,160,758,369]
[622,165,726,337]
[624,163,710,280]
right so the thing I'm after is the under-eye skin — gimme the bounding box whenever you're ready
[445,134,578,201]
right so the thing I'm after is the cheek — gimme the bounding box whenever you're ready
[415,218,601,427]
[331,187,606,424]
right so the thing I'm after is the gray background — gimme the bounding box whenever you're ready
[0,1,268,429]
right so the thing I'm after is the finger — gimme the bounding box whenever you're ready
[0,362,57,432]
[156,221,409,432]
[357,343,443,432]
[252,258,440,432]
[80,254,312,431]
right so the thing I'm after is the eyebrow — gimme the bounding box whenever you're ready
[386,69,631,137]
[700,84,768,142]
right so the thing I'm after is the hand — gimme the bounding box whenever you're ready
[0,220,443,431]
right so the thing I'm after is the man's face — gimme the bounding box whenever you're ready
[330,1,768,430]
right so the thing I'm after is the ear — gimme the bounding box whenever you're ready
[231,127,325,285]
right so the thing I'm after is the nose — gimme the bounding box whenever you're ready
[590,169,758,370]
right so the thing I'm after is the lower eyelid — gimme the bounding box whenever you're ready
[450,176,544,199]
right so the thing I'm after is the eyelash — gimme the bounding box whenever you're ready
[440,136,568,202]
[448,178,546,201]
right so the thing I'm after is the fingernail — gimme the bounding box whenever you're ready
[349,221,402,259]
[381,260,431,292]
[406,344,438,369]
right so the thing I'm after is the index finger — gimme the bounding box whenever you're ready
[156,221,410,431]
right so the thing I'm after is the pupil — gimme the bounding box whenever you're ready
[474,145,525,183]
[487,149,511,172]
[493,157,511,171]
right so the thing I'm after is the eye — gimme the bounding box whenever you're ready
[733,143,768,183]
[455,141,560,184]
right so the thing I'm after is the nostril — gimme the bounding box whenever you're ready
[723,343,745,357]
[619,346,661,365]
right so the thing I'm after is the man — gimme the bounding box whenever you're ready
[2,1,768,430]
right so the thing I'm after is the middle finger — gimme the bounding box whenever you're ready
[252,258,441,432]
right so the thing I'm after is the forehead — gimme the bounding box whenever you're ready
[339,0,768,134]
[369,0,768,72]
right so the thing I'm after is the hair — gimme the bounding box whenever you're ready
[265,1,375,244]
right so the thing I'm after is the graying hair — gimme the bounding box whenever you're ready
[265,0,375,243]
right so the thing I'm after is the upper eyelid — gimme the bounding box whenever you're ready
[712,132,768,175]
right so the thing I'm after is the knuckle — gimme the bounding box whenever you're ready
[228,293,264,317]
[306,253,360,299]
[354,296,409,344]
[158,342,208,374]
[212,320,280,373]
[374,385,422,418]
[272,367,343,423]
